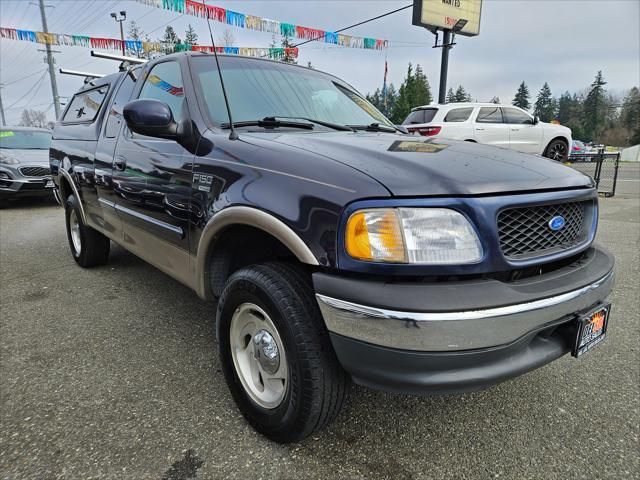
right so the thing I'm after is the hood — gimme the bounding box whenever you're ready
[248,132,592,197]
[0,148,49,166]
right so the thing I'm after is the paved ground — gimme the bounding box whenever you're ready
[1,171,638,479]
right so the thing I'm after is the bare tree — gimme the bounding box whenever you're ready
[217,28,235,47]
[20,109,48,128]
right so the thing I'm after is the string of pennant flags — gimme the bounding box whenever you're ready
[0,26,299,60]
[136,0,388,50]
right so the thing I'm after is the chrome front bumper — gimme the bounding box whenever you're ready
[314,246,615,352]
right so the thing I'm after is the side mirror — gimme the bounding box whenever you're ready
[123,99,178,140]
[533,116,540,125]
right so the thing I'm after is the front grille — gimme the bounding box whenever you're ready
[19,166,50,177]
[498,201,588,259]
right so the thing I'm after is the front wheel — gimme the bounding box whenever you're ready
[544,139,568,161]
[216,262,349,443]
[65,194,110,267]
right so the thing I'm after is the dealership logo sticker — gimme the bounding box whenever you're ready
[548,215,566,231]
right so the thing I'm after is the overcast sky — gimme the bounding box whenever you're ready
[0,0,638,124]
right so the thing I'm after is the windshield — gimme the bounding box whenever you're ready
[0,130,51,150]
[192,56,391,128]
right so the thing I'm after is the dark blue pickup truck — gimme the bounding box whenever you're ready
[50,52,614,443]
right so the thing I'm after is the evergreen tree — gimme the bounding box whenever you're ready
[184,24,198,45]
[583,71,607,140]
[512,81,531,110]
[446,88,455,103]
[621,87,640,144]
[533,82,556,122]
[389,64,432,124]
[127,20,146,58]
[162,26,181,45]
[454,85,471,102]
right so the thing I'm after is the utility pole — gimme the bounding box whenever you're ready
[0,86,6,126]
[111,11,127,56]
[37,0,61,118]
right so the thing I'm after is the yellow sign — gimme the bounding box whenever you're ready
[0,131,15,138]
[412,0,483,37]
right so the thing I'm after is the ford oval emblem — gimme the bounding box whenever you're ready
[549,215,566,231]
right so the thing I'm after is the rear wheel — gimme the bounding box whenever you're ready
[544,139,568,161]
[216,262,349,443]
[65,194,110,267]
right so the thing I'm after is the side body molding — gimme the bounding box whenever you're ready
[59,168,87,224]
[194,206,320,299]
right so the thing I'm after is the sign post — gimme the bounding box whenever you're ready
[412,0,483,104]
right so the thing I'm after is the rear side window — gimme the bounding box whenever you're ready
[476,107,504,124]
[105,71,138,138]
[62,86,109,124]
[403,108,437,125]
[444,107,473,122]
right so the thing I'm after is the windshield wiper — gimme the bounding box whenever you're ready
[221,116,314,130]
[347,123,399,133]
[271,116,355,132]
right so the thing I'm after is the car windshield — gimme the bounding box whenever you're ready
[192,56,391,128]
[0,130,51,150]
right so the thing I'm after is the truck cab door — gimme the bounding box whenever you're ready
[111,59,194,280]
[94,70,138,239]
[473,106,510,149]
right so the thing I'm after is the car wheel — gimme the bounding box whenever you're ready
[545,139,568,161]
[64,194,110,267]
[216,262,349,443]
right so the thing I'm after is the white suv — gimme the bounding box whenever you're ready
[402,103,572,160]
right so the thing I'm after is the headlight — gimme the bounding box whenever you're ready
[0,152,20,165]
[345,208,482,264]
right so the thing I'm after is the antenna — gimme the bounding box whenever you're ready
[205,8,238,140]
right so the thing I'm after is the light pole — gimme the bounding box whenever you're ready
[111,11,127,56]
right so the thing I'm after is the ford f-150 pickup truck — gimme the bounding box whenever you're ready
[50,52,615,443]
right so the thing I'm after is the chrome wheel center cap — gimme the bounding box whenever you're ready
[253,329,280,374]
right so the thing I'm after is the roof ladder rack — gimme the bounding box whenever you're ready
[90,50,147,71]
[59,68,105,84]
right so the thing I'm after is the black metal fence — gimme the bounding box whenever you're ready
[567,148,620,197]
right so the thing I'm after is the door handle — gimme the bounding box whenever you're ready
[476,127,485,131]
[114,156,126,172]
[511,128,520,131]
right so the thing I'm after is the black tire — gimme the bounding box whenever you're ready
[544,139,568,161]
[216,262,349,443]
[64,194,110,267]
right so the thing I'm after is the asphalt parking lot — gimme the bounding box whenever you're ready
[1,164,638,479]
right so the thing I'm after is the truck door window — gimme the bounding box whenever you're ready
[476,107,504,124]
[138,61,184,120]
[105,70,138,138]
[62,86,109,124]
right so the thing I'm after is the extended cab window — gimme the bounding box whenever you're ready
[404,109,437,125]
[476,107,504,124]
[138,61,184,120]
[503,107,534,124]
[62,86,109,124]
[444,107,473,122]
[105,70,138,138]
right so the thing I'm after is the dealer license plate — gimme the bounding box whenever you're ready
[573,303,610,357]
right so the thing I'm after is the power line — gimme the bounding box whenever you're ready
[1,69,48,87]
[5,70,48,110]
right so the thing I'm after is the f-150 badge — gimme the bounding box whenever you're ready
[193,173,213,192]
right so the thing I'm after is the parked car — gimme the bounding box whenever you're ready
[403,103,572,161]
[571,140,587,154]
[0,126,53,201]
[51,53,614,443]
